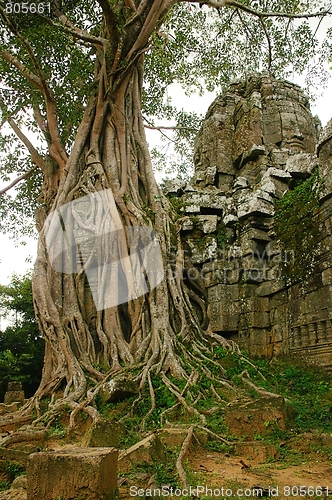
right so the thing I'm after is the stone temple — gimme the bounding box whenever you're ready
[167,73,332,366]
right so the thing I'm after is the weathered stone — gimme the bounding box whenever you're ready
[99,376,138,404]
[285,153,317,178]
[223,214,238,226]
[157,428,208,448]
[225,397,288,438]
[4,392,25,406]
[27,447,117,500]
[233,176,249,191]
[7,382,23,392]
[83,418,126,448]
[178,73,332,366]
[318,119,332,199]
[187,236,218,264]
[208,284,239,331]
[11,476,27,490]
[119,434,166,467]
[182,215,218,233]
[234,441,278,462]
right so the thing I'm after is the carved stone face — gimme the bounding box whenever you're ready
[233,79,318,168]
[278,104,316,153]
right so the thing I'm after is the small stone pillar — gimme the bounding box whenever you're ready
[27,447,118,500]
[4,381,25,405]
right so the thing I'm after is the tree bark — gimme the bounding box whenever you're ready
[30,33,216,419]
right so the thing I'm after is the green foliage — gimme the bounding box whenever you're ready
[0,481,9,491]
[0,273,44,401]
[120,451,179,488]
[4,460,25,480]
[220,349,332,434]
[274,171,323,283]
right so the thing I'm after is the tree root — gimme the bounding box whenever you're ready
[176,425,193,489]
[0,426,47,448]
[239,370,281,398]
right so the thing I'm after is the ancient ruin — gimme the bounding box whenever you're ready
[169,74,332,366]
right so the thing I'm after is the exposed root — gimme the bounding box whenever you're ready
[0,427,47,448]
[176,425,193,489]
[194,425,232,446]
[161,374,206,424]
[240,370,281,398]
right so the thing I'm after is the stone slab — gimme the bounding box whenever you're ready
[27,447,117,500]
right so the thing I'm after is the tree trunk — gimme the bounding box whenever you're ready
[30,40,221,420]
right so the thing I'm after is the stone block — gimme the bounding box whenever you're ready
[11,475,27,490]
[4,391,25,406]
[208,284,239,331]
[183,215,218,234]
[187,236,218,264]
[322,268,332,285]
[99,376,138,404]
[7,382,23,392]
[234,441,278,462]
[225,397,287,439]
[157,428,208,448]
[119,434,166,468]
[83,418,126,448]
[27,447,117,500]
[286,153,316,178]
[256,279,286,297]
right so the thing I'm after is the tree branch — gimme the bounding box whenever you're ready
[259,17,272,71]
[190,0,332,19]
[0,50,43,91]
[144,124,199,132]
[0,9,68,169]
[0,167,38,196]
[95,0,120,41]
[51,2,107,47]
[0,98,45,171]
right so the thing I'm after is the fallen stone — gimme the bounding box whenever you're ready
[83,418,126,448]
[234,441,278,462]
[225,396,288,439]
[119,434,166,467]
[27,447,117,500]
[99,376,138,404]
[157,428,208,448]
[11,475,27,490]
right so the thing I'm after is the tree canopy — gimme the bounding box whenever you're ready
[0,273,44,401]
[0,0,331,238]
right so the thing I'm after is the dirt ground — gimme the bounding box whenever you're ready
[118,435,332,499]
[1,433,332,499]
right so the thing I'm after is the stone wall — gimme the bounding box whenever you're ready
[168,74,332,367]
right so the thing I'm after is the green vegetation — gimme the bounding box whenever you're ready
[0,481,9,491]
[0,273,44,401]
[91,346,332,448]
[4,460,25,480]
[274,171,323,284]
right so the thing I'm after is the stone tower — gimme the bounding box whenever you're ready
[175,74,332,366]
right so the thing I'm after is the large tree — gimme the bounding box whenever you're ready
[0,0,331,429]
